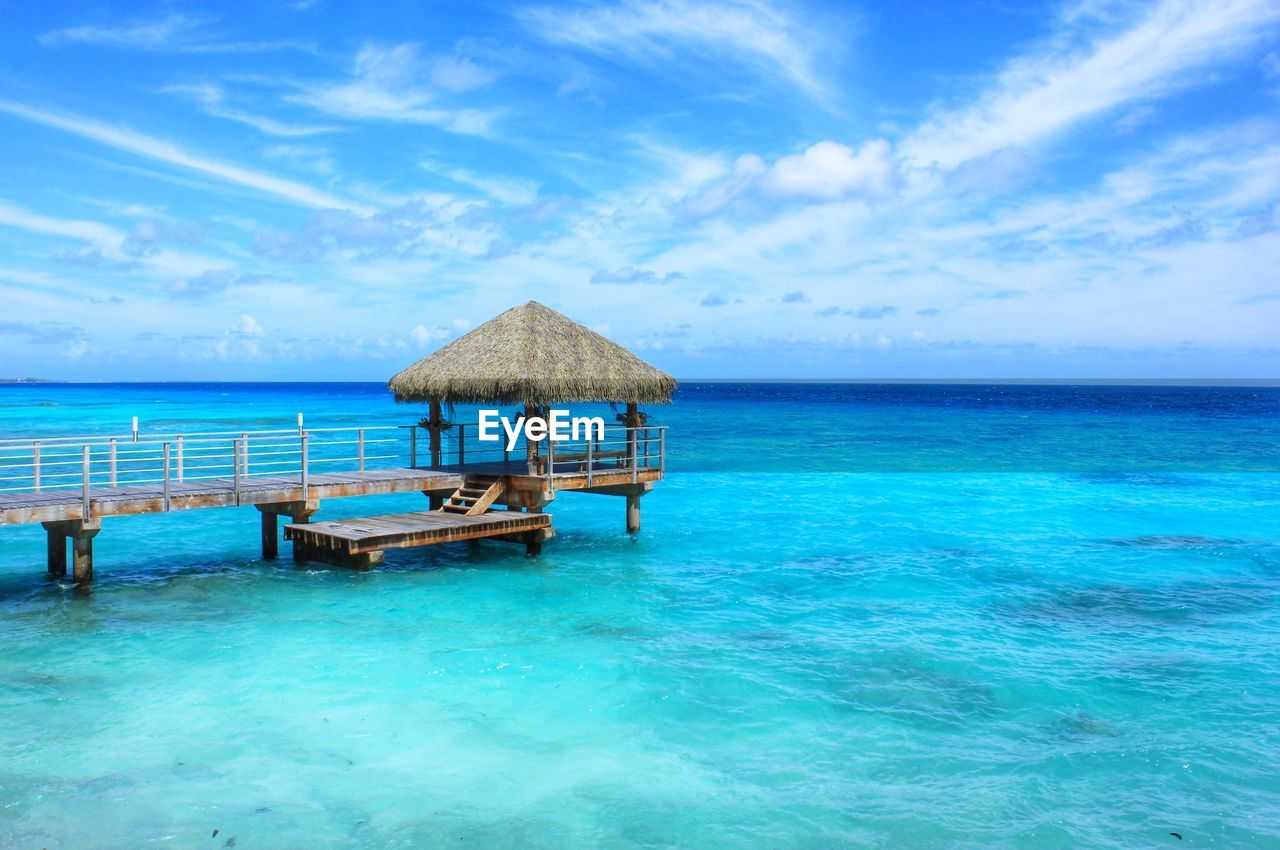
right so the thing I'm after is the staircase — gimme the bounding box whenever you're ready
[439,474,506,516]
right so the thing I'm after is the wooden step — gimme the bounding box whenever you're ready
[436,476,508,517]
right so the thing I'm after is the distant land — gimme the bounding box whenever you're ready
[0,378,50,383]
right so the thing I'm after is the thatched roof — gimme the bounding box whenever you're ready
[389,301,677,405]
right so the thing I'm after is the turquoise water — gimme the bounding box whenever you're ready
[2,383,1279,848]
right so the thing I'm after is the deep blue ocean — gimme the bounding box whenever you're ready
[1,382,1279,848]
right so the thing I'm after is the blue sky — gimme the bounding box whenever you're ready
[0,0,1277,380]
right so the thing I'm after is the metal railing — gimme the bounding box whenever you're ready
[0,419,406,517]
[0,417,670,514]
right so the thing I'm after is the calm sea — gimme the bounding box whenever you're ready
[1,382,1278,848]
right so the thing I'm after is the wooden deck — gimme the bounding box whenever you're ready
[0,467,464,526]
[286,509,552,568]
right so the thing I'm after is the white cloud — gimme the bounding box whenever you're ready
[524,0,834,102]
[234,313,264,338]
[762,140,897,200]
[291,44,498,136]
[0,99,365,212]
[901,0,1280,169]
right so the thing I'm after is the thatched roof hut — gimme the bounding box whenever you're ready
[389,301,677,406]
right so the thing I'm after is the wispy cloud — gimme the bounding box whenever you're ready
[163,83,336,137]
[901,0,1280,169]
[0,100,364,211]
[0,199,125,251]
[419,160,538,204]
[290,44,499,135]
[523,0,835,103]
[40,13,313,54]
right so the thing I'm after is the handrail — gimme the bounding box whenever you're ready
[0,418,669,497]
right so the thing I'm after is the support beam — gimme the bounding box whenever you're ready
[261,511,278,560]
[73,531,96,584]
[256,500,319,562]
[42,519,99,584]
[46,526,66,578]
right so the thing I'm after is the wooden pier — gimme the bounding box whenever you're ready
[0,422,662,584]
[0,300,676,586]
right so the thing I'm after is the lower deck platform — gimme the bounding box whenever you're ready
[285,509,552,568]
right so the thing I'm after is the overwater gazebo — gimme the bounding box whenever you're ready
[388,300,675,532]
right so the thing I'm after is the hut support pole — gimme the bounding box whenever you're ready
[429,401,443,467]
[525,403,539,475]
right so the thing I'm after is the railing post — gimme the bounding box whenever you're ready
[410,427,417,468]
[131,416,138,443]
[297,412,304,435]
[357,429,365,471]
[109,438,117,486]
[659,428,666,475]
[81,445,91,519]
[241,433,249,478]
[458,424,466,465]
[586,438,594,487]
[233,439,242,505]
[162,442,171,511]
[301,433,309,500]
[177,436,184,482]
[630,427,638,483]
[32,440,40,492]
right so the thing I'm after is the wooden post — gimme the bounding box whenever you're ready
[410,427,418,467]
[46,525,66,578]
[162,442,171,511]
[32,440,40,492]
[176,436,184,482]
[429,400,442,467]
[261,511,278,559]
[109,438,117,486]
[525,532,542,557]
[458,424,465,465]
[357,429,365,471]
[626,492,642,533]
[624,402,639,480]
